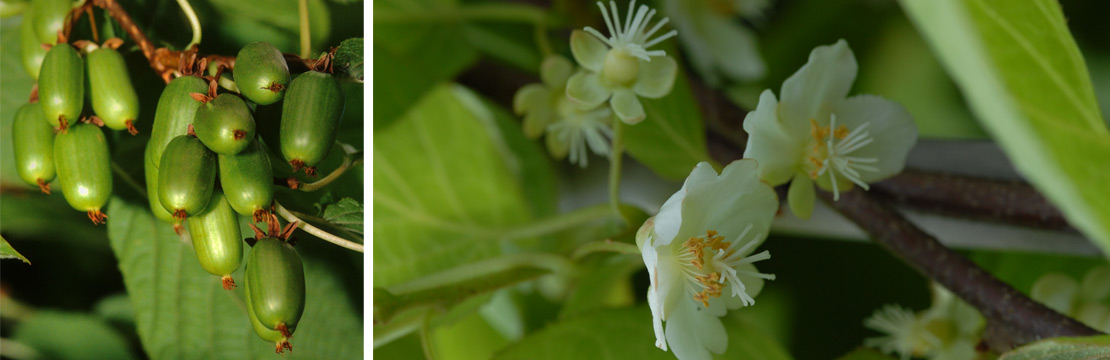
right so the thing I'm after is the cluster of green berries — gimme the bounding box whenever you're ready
[12,1,344,352]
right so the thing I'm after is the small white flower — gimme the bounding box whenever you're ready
[638,160,778,360]
[1031,266,1110,332]
[566,0,679,124]
[514,56,613,167]
[742,40,917,219]
[864,283,984,360]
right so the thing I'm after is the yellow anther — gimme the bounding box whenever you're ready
[809,118,829,142]
[692,272,724,307]
[833,125,849,139]
[684,236,706,269]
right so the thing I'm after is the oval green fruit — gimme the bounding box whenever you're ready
[143,149,178,226]
[280,70,343,176]
[187,189,243,290]
[158,135,216,220]
[87,47,140,134]
[218,139,273,222]
[194,94,256,155]
[20,8,48,79]
[12,103,56,193]
[30,0,69,44]
[148,76,208,168]
[244,274,292,353]
[54,122,112,224]
[246,237,305,337]
[234,42,290,106]
[39,44,84,131]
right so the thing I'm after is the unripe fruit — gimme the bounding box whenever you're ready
[30,0,69,44]
[54,123,111,224]
[246,237,305,338]
[244,274,291,353]
[39,44,84,132]
[194,94,256,155]
[12,103,56,193]
[218,139,273,222]
[234,42,290,106]
[186,189,243,290]
[148,76,208,168]
[20,8,48,79]
[87,47,140,134]
[143,149,177,225]
[158,135,216,220]
[280,70,343,176]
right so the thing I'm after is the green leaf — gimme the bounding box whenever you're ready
[334,37,364,81]
[900,0,1110,258]
[106,197,363,359]
[373,84,533,287]
[624,67,713,180]
[558,254,640,319]
[999,334,1110,360]
[323,197,364,236]
[14,310,137,360]
[1,15,34,186]
[0,235,31,264]
[374,0,479,129]
[203,0,331,54]
[494,306,792,360]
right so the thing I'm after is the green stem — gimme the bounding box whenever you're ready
[571,240,640,260]
[534,16,552,57]
[175,0,201,48]
[274,201,364,252]
[297,142,362,192]
[374,3,547,24]
[283,208,363,243]
[373,308,429,348]
[420,315,438,360]
[608,118,626,225]
[498,203,612,239]
[111,161,146,198]
[298,0,310,58]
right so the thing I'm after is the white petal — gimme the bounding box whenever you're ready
[829,95,918,183]
[779,39,857,137]
[742,90,805,185]
[676,159,778,251]
[646,285,668,350]
[664,300,728,360]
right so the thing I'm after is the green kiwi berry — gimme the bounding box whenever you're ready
[194,94,256,155]
[233,42,290,106]
[54,122,111,224]
[186,189,243,290]
[12,103,56,193]
[280,70,343,176]
[87,47,140,134]
[157,135,216,220]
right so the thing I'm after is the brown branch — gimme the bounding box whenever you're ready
[870,169,1071,230]
[818,189,1100,352]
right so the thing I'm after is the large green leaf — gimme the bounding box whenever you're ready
[493,306,792,360]
[14,310,137,360]
[373,84,533,287]
[900,0,1110,257]
[999,335,1110,360]
[373,0,479,129]
[0,235,31,264]
[624,68,713,180]
[106,197,363,359]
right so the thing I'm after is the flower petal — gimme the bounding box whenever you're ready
[566,72,613,110]
[677,159,778,252]
[1031,273,1079,315]
[828,94,918,183]
[742,90,806,185]
[779,39,857,136]
[611,89,646,124]
[655,162,719,247]
[665,300,728,360]
[545,127,570,159]
[570,29,608,72]
[787,174,815,219]
[632,56,677,99]
[646,286,668,351]
[523,111,552,139]
[541,55,574,88]
[512,83,548,115]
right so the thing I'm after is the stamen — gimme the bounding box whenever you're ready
[622,1,636,39]
[609,1,623,39]
[625,5,649,42]
[596,2,616,41]
[640,12,667,41]
[583,27,613,47]
[642,30,677,49]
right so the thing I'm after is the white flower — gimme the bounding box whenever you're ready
[514,56,613,167]
[662,0,768,85]
[742,40,917,219]
[638,160,778,360]
[1031,265,1110,332]
[566,0,679,124]
[864,283,984,360]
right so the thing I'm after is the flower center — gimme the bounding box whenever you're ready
[602,49,640,86]
[802,114,880,200]
[674,225,775,308]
